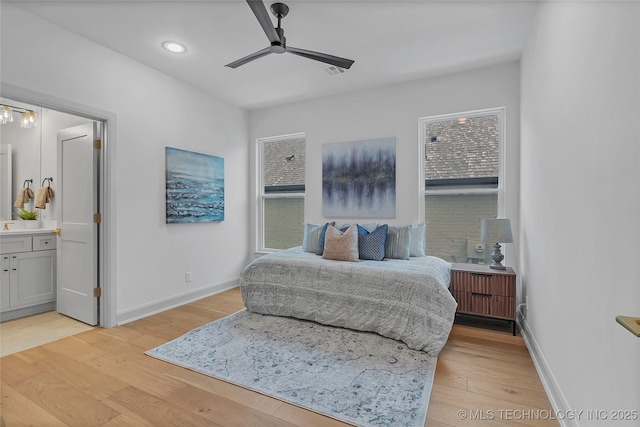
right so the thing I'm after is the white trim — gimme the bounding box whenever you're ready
[262,193,305,199]
[517,312,577,427]
[116,279,238,325]
[1,83,118,327]
[256,132,305,252]
[425,188,499,196]
[417,119,426,221]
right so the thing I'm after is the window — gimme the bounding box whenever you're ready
[258,134,305,251]
[419,108,504,263]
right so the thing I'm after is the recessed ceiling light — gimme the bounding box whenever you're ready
[162,41,187,54]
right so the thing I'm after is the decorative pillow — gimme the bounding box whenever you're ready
[357,224,388,261]
[315,222,334,256]
[322,224,359,262]
[409,222,426,257]
[302,223,323,253]
[384,225,411,260]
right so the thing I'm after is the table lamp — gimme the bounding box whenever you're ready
[480,218,513,270]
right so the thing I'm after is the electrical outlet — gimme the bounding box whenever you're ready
[185,272,192,283]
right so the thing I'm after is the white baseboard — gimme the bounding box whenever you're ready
[116,279,239,326]
[517,313,578,427]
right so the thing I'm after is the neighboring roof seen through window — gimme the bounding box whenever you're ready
[424,115,499,183]
[263,137,305,189]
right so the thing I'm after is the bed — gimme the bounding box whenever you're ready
[240,246,457,356]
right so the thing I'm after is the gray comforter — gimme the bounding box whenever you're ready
[240,246,457,355]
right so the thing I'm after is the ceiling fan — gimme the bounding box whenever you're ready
[226,0,355,70]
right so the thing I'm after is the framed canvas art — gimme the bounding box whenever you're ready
[322,137,396,218]
[165,147,224,223]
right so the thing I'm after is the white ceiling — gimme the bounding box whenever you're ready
[9,0,539,110]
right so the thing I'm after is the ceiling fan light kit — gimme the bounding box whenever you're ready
[226,1,354,70]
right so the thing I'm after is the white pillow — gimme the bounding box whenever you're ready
[302,223,323,253]
[409,222,426,257]
[322,224,359,262]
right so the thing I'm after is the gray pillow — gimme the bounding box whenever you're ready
[384,225,411,260]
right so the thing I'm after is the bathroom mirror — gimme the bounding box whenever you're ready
[0,97,92,221]
[0,144,12,220]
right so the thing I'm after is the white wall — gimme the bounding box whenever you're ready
[520,1,640,424]
[1,5,251,324]
[249,62,521,272]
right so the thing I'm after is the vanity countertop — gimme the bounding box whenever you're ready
[0,220,58,236]
[0,228,57,236]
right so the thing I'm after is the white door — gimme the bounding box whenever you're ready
[56,123,99,325]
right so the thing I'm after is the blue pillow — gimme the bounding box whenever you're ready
[357,224,388,261]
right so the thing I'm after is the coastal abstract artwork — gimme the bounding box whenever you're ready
[165,147,224,223]
[322,137,396,218]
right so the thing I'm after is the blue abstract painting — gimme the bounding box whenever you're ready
[322,137,396,218]
[165,147,224,223]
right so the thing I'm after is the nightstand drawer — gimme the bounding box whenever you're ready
[450,270,515,296]
[453,290,516,320]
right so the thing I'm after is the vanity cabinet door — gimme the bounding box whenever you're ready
[1,255,9,310]
[9,250,56,309]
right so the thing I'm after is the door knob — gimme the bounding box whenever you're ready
[52,228,61,235]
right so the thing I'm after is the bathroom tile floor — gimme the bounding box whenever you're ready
[0,311,93,356]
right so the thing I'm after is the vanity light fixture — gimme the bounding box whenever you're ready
[0,104,37,128]
[162,41,187,54]
[1,105,13,124]
[21,111,37,129]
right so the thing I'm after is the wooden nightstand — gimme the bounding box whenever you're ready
[450,263,517,335]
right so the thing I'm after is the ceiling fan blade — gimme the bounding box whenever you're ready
[246,0,280,44]
[286,46,355,70]
[225,46,272,68]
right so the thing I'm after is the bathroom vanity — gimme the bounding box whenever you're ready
[1,229,57,321]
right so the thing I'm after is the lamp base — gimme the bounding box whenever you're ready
[489,243,507,270]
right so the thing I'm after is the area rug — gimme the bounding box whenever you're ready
[146,310,437,427]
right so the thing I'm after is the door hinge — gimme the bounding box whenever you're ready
[93,287,102,298]
[94,139,102,149]
[94,213,102,224]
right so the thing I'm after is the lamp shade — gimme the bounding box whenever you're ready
[480,218,513,244]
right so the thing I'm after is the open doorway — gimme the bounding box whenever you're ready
[0,92,111,340]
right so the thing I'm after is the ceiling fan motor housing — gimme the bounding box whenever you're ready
[270,28,286,53]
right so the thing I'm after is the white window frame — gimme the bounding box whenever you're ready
[418,107,506,219]
[256,132,305,253]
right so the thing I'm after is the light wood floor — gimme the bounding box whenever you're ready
[1,287,558,426]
